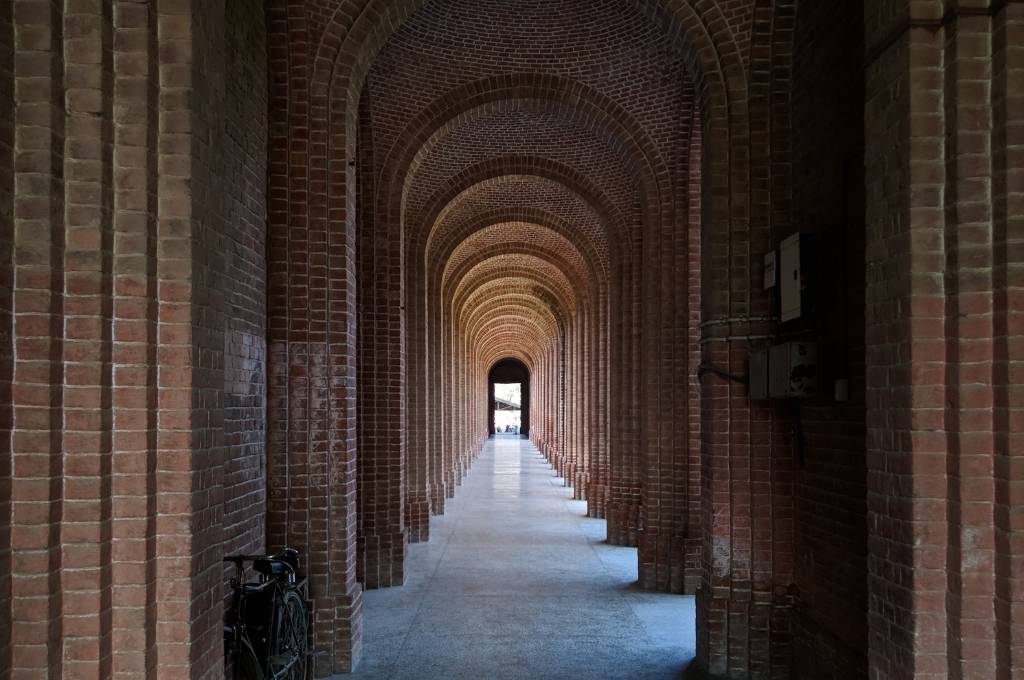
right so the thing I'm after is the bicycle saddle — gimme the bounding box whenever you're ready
[253,558,292,577]
[252,547,299,578]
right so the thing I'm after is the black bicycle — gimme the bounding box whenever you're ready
[224,548,311,680]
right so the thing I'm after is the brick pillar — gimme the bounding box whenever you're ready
[5,1,229,677]
[587,295,611,519]
[427,280,447,514]
[8,6,67,677]
[442,309,457,498]
[64,3,116,679]
[694,56,794,677]
[685,121,703,595]
[992,5,1023,678]
[405,256,431,543]
[638,99,701,594]
[110,2,161,675]
[0,1,12,672]
[941,10,997,678]
[158,0,229,674]
[608,254,643,546]
[567,310,580,496]
[266,1,364,671]
[865,3,1024,678]
[355,85,407,589]
[864,11,949,676]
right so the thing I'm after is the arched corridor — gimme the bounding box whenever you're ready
[1,1,1022,679]
[347,436,694,679]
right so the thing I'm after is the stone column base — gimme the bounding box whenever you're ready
[606,501,641,546]
[586,483,609,518]
[358,530,408,589]
[637,531,700,593]
[406,497,431,543]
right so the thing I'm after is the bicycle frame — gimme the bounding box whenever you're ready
[224,554,310,680]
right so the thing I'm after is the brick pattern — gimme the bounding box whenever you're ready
[865,16,932,678]
[10,4,68,678]
[638,89,701,595]
[109,1,160,674]
[3,2,1021,680]
[789,0,868,676]
[2,0,262,677]
[0,0,14,674]
[356,86,408,588]
[864,2,1024,679]
[691,0,783,674]
[265,0,364,671]
[992,6,1023,678]
[222,0,269,572]
[162,0,228,675]
[357,0,695,564]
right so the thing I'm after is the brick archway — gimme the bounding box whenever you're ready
[269,0,751,674]
[489,359,531,437]
[4,1,1021,679]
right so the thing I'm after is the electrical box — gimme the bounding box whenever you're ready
[769,341,818,399]
[749,350,769,400]
[780,233,803,322]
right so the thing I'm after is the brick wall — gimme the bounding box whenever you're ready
[638,88,702,595]
[355,82,408,588]
[992,6,1023,678]
[2,2,1020,679]
[0,0,263,676]
[221,0,269,569]
[265,0,364,671]
[694,0,791,673]
[864,2,1024,678]
[789,0,868,676]
[0,1,13,673]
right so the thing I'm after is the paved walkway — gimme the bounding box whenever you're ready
[339,435,695,679]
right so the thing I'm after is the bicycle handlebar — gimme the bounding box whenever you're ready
[223,554,268,564]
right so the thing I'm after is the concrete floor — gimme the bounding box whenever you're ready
[335,435,696,680]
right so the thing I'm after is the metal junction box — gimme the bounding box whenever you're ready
[748,350,769,400]
[768,341,818,399]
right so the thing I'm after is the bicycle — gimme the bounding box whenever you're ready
[224,548,311,680]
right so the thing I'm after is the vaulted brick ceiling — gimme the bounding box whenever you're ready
[360,0,697,369]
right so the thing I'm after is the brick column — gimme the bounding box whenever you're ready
[0,0,13,672]
[110,2,161,675]
[992,5,1023,677]
[8,6,67,677]
[157,0,228,674]
[941,9,997,677]
[405,255,431,543]
[685,122,703,595]
[637,101,702,593]
[356,86,407,589]
[427,280,447,514]
[587,295,611,518]
[266,2,364,671]
[864,3,1024,678]
[693,30,795,674]
[864,11,947,676]
[608,256,643,546]
[5,1,231,677]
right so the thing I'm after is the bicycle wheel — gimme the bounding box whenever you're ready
[237,635,267,680]
[269,589,308,680]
